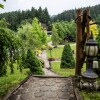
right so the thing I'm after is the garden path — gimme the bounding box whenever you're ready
[7,76,77,100]
[5,46,82,100]
[41,50,58,76]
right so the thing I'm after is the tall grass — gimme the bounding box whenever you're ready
[0,66,29,97]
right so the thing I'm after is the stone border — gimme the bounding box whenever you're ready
[32,75,70,78]
[72,77,83,100]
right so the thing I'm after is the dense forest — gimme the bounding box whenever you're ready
[0,4,100,31]
[0,7,51,31]
[52,4,100,22]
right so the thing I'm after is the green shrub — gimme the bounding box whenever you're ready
[60,43,75,68]
[39,58,45,68]
[25,49,44,75]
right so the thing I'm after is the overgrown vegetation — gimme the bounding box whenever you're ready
[0,66,29,97]
[0,17,47,97]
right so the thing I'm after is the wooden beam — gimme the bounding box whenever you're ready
[75,9,82,76]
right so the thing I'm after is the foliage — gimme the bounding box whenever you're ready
[17,18,47,50]
[17,21,33,49]
[25,49,44,75]
[52,4,100,23]
[60,43,75,68]
[96,29,100,76]
[0,18,9,28]
[0,0,6,8]
[90,20,98,37]
[0,66,29,97]
[0,19,23,76]
[31,18,47,49]
[81,91,100,100]
[0,27,19,76]
[52,20,76,44]
[51,25,60,46]
[0,7,51,31]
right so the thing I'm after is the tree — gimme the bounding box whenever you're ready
[17,21,33,50]
[31,18,47,49]
[25,49,44,75]
[0,19,21,76]
[0,18,9,28]
[0,7,51,31]
[0,0,6,8]
[60,43,75,68]
[51,25,60,47]
[52,20,76,44]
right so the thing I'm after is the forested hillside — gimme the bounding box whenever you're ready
[0,7,51,31]
[0,4,100,31]
[52,4,100,23]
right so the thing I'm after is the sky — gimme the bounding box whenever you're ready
[0,0,100,15]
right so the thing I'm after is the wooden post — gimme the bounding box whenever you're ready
[75,9,83,76]
[75,9,91,76]
[86,8,90,40]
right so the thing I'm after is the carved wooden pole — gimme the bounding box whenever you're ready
[75,9,82,76]
[75,9,91,76]
[86,8,90,40]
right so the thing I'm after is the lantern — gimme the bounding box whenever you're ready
[82,33,98,80]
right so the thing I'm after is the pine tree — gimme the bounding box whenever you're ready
[60,43,75,68]
[25,49,44,75]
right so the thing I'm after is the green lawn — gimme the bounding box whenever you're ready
[47,46,64,59]
[51,62,75,76]
[47,43,76,59]
[51,62,86,76]
[0,66,29,98]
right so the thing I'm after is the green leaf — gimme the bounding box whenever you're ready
[0,4,4,8]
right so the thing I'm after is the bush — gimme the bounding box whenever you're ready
[60,43,75,68]
[25,49,44,75]
[96,33,100,77]
[39,58,45,68]
[41,45,47,50]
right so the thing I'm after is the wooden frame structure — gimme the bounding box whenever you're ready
[75,9,91,76]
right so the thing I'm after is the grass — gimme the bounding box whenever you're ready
[47,46,64,59]
[81,91,100,100]
[51,62,75,76]
[51,62,86,76]
[0,66,29,98]
[47,43,76,59]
